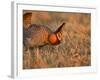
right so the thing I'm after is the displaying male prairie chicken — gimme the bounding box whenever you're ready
[23,12,65,68]
[23,22,65,49]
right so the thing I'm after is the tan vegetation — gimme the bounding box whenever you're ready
[23,10,91,69]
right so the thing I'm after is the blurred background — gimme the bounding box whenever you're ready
[23,10,91,69]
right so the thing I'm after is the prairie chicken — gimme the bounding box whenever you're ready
[23,22,65,49]
[23,12,65,68]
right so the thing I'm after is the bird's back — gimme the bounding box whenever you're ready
[23,24,52,48]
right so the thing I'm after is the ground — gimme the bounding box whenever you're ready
[23,11,91,69]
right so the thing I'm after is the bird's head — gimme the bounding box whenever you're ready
[48,22,65,45]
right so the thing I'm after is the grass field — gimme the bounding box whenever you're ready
[23,10,91,69]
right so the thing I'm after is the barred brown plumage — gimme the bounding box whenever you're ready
[23,22,65,49]
[23,12,65,68]
[23,24,51,48]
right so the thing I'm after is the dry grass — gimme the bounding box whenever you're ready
[23,11,91,69]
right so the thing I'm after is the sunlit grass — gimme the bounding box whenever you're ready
[23,11,91,69]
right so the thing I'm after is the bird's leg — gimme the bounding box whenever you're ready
[36,47,39,62]
[25,48,31,69]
